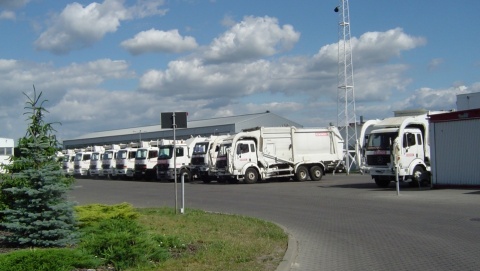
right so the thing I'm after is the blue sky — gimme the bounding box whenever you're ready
[1,0,479,144]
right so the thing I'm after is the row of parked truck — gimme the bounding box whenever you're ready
[61,109,438,187]
[61,126,345,184]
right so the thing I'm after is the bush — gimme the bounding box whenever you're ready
[0,248,102,271]
[75,202,139,227]
[79,218,171,270]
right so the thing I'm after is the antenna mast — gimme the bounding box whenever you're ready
[335,0,358,174]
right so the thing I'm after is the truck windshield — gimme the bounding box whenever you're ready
[91,153,101,161]
[193,142,209,155]
[136,149,148,159]
[217,143,232,157]
[158,146,173,159]
[103,151,114,160]
[367,132,397,150]
[63,156,70,162]
[117,150,127,159]
[74,153,83,161]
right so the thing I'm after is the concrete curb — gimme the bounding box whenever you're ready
[276,226,298,271]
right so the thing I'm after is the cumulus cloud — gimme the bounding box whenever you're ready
[202,16,300,63]
[121,29,198,55]
[353,27,427,66]
[400,86,469,111]
[34,0,167,54]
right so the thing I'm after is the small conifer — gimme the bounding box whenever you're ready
[0,87,78,247]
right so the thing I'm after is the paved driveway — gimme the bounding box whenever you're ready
[69,175,480,271]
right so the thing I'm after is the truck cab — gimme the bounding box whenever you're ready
[191,135,228,183]
[134,141,159,181]
[101,144,120,179]
[359,113,432,188]
[89,146,105,178]
[62,149,75,176]
[157,137,205,182]
[115,143,138,179]
[74,148,93,177]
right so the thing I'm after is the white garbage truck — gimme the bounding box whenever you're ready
[88,146,105,178]
[156,136,206,182]
[62,149,76,176]
[115,143,139,179]
[190,135,229,183]
[356,111,439,187]
[215,126,344,184]
[134,141,160,181]
[101,144,120,179]
[74,147,93,177]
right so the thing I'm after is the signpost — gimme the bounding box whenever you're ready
[161,112,188,213]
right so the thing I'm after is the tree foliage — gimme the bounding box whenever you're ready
[0,87,77,247]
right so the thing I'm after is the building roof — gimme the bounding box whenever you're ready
[63,111,303,149]
[429,108,480,123]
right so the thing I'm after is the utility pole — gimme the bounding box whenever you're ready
[335,0,358,174]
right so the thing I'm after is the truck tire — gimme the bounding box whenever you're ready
[309,166,323,181]
[244,168,258,184]
[410,166,426,187]
[294,166,309,182]
[374,177,390,188]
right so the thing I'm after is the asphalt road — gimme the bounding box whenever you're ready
[69,174,480,271]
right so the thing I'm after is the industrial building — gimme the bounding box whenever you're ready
[429,108,480,187]
[62,111,303,149]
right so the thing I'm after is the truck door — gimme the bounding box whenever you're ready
[234,141,257,171]
[402,132,422,167]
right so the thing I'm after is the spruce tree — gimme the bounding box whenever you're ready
[0,87,78,247]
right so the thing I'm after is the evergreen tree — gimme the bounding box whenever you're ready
[0,87,78,247]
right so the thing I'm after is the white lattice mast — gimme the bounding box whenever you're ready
[335,0,358,174]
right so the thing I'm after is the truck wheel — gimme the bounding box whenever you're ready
[309,166,323,181]
[294,166,309,182]
[410,166,425,187]
[244,168,258,184]
[374,177,390,188]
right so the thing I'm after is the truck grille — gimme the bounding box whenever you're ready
[102,164,110,169]
[90,165,96,170]
[74,165,80,169]
[367,155,391,166]
[157,164,169,170]
[135,164,146,171]
[191,156,204,165]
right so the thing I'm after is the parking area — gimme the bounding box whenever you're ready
[69,174,480,271]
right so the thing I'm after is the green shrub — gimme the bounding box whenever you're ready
[75,202,139,227]
[0,248,102,271]
[79,218,170,270]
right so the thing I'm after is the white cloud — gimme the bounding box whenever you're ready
[128,0,167,18]
[0,10,15,20]
[202,16,300,63]
[353,27,427,66]
[121,29,198,55]
[34,0,167,54]
[399,86,469,111]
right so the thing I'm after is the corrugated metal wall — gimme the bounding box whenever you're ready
[431,118,480,186]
